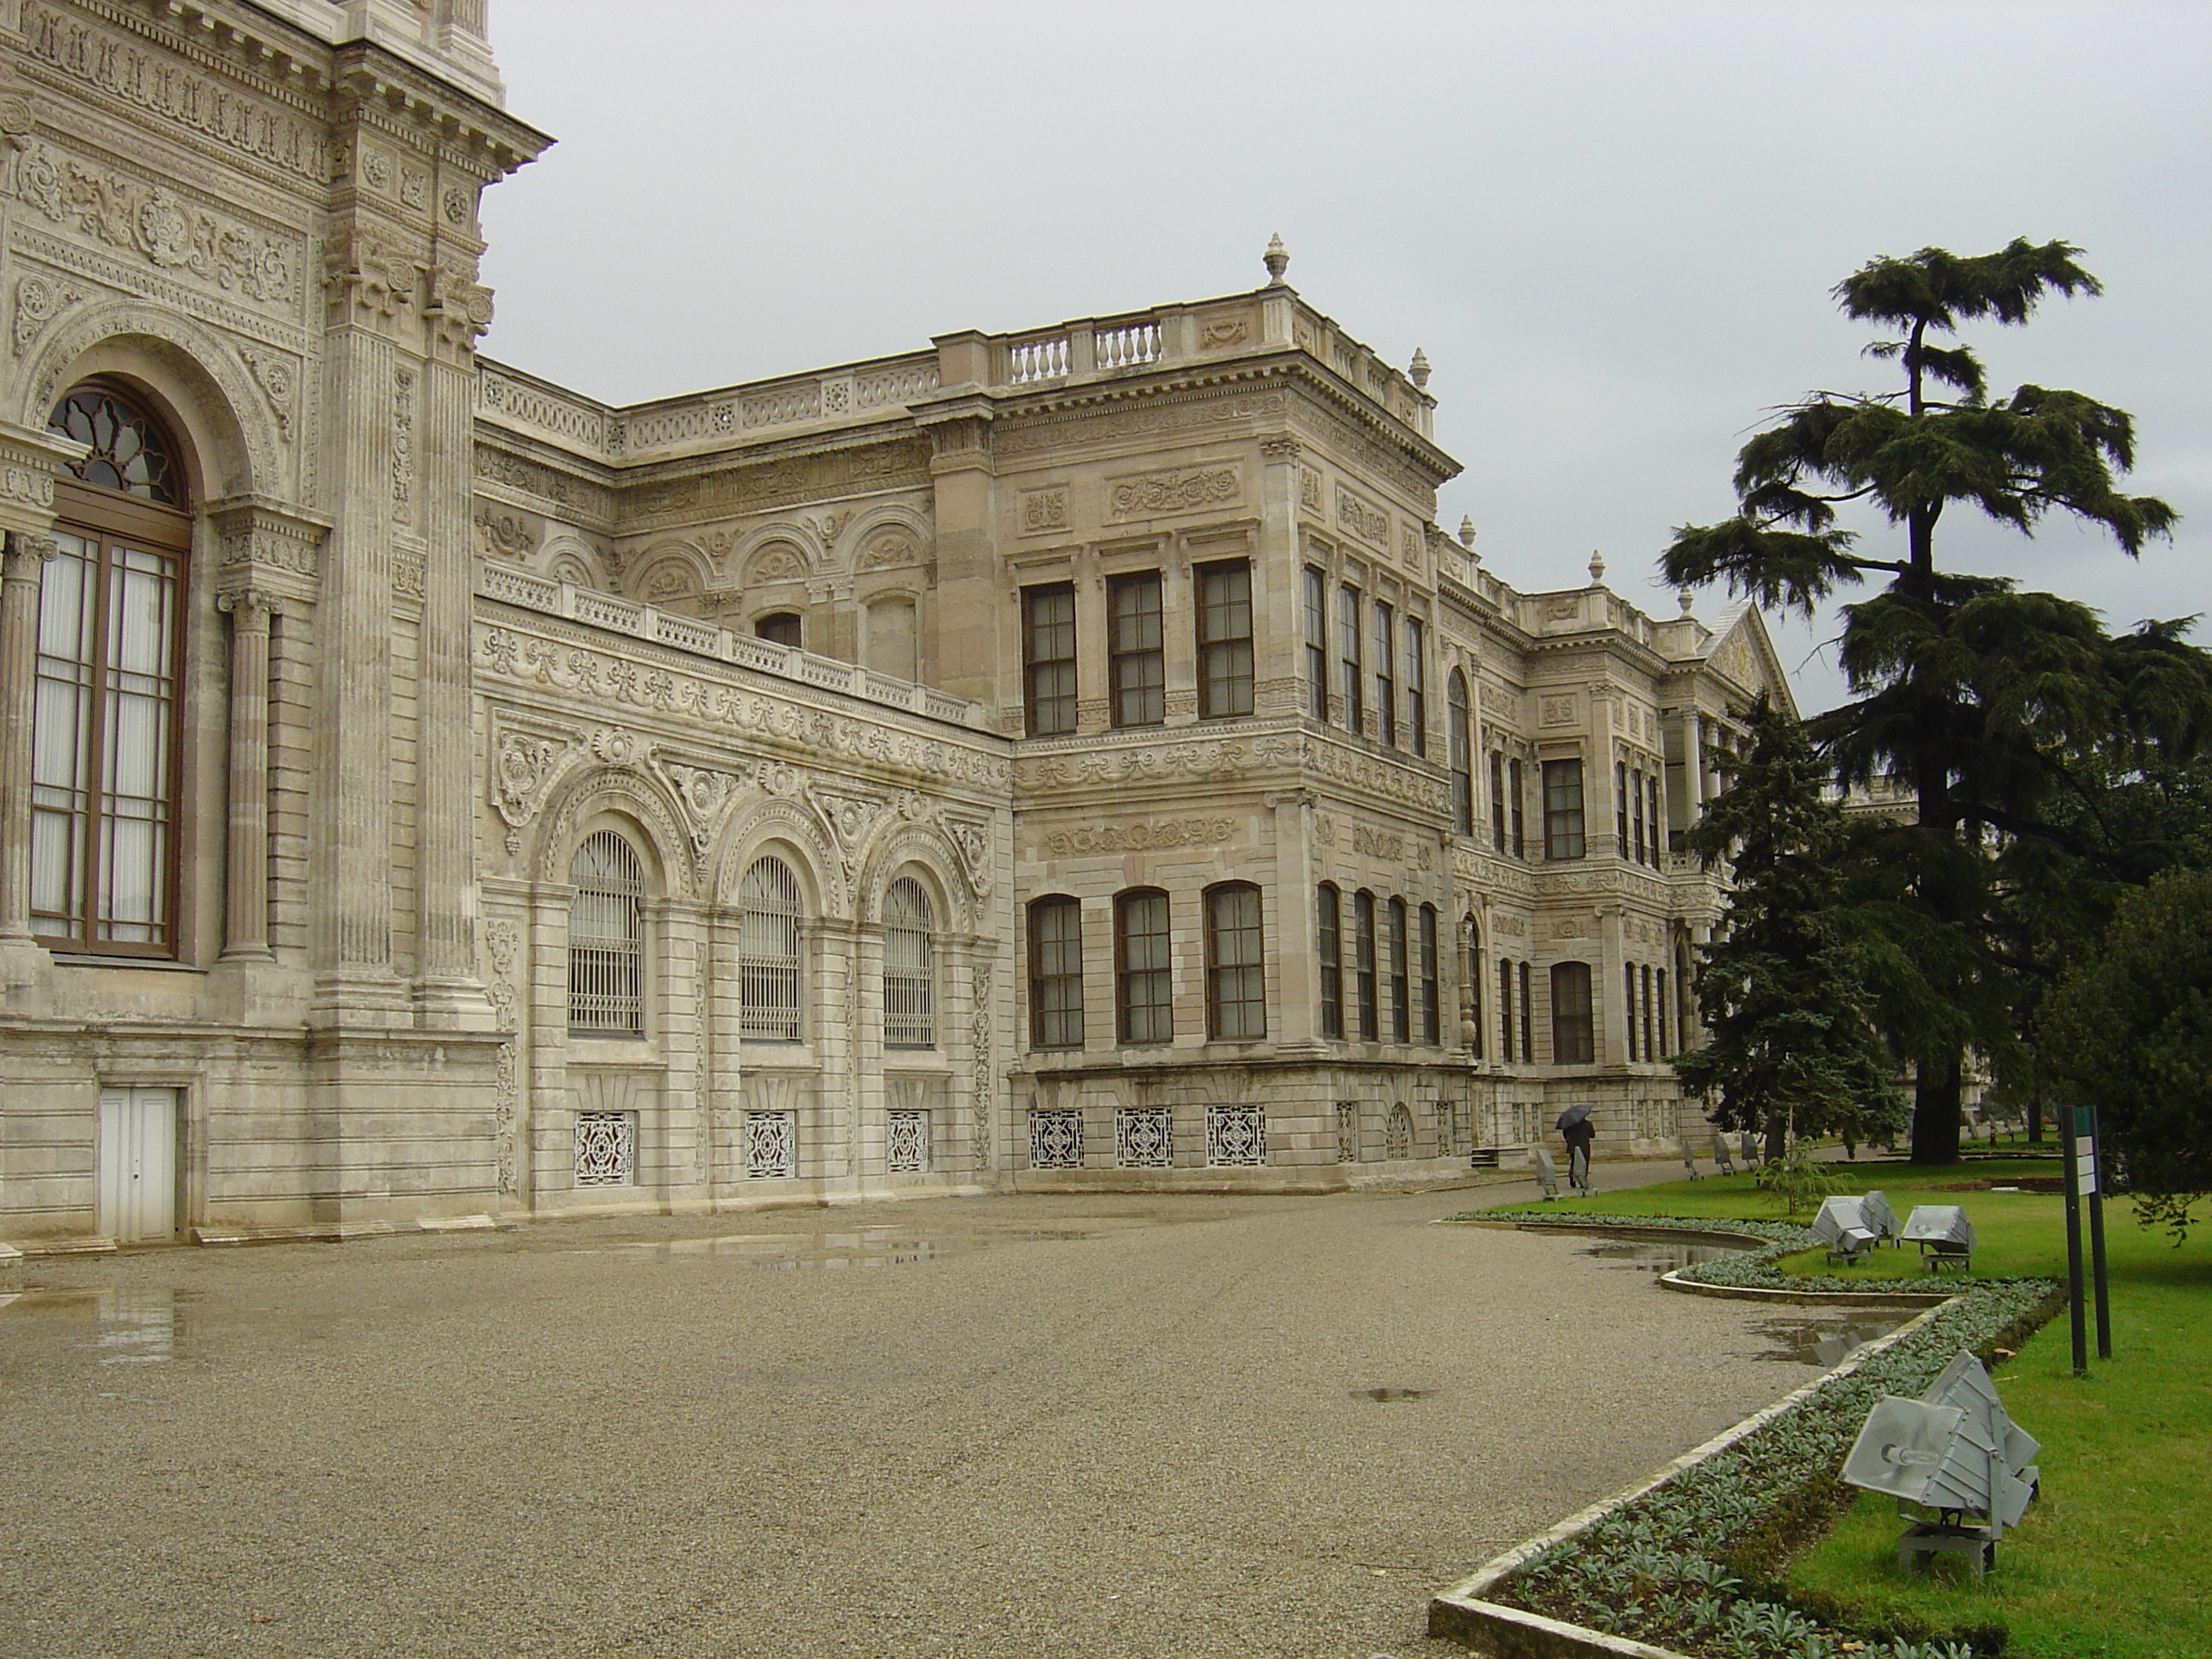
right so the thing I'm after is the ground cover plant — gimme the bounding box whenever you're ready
[1453,1159,2208,1656]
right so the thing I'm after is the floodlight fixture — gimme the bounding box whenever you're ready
[1530,1145,1559,1201]
[1860,1189,1900,1244]
[1711,1133,1737,1176]
[1901,1205,1976,1272]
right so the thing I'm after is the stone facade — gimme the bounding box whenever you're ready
[0,1,1791,1243]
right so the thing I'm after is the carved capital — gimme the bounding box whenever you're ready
[3,528,60,583]
[205,494,331,602]
[216,586,284,628]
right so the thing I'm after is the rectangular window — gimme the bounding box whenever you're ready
[1372,600,1396,748]
[1616,760,1631,858]
[1510,758,1527,859]
[1659,967,1672,1056]
[1196,560,1254,719]
[1552,962,1594,1064]
[1489,752,1507,853]
[1499,958,1515,1059]
[1304,566,1329,722]
[1643,963,1657,1062]
[1108,572,1164,728]
[1518,960,1534,1062]
[1205,883,1266,1039]
[1027,896,1084,1049]
[1544,759,1586,860]
[1338,585,1364,734]
[1022,583,1077,737]
[1353,889,1378,1040]
[1468,925,1484,1060]
[1649,777,1663,865]
[1625,963,1640,1062]
[1404,617,1427,758]
[1115,888,1173,1045]
[1418,905,1440,1045]
[1387,896,1410,1042]
[1317,884,1343,1040]
[1633,767,1649,864]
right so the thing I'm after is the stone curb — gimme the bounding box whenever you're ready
[1427,1246,1959,1656]
[1656,1269,1953,1307]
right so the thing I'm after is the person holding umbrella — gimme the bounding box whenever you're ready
[1557,1103,1597,1195]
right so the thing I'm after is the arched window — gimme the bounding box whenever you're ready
[1448,672,1473,835]
[1418,903,1440,1045]
[1204,882,1265,1040]
[739,855,802,1042]
[1464,914,1483,1060]
[1353,889,1377,1040]
[1387,896,1410,1042]
[569,830,645,1034]
[31,386,191,954]
[754,611,801,648]
[882,876,935,1048]
[1115,888,1173,1045]
[1027,894,1083,1049]
[1316,883,1343,1040]
[1551,961,1594,1064]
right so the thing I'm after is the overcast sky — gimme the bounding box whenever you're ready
[475,1,2210,714]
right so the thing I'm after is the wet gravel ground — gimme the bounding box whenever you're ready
[0,1167,1835,1658]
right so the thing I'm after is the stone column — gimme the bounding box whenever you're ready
[0,529,60,946]
[216,588,278,960]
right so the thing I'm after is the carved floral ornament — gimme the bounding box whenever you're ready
[1107,466,1239,518]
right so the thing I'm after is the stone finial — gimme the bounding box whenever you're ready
[1589,549,1607,584]
[1263,232,1289,286]
[1458,515,1476,549]
[1679,589,1696,616]
[1409,347,1431,389]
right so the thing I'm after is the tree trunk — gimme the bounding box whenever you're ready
[2027,1094,2045,1145]
[1764,1119,1788,1163]
[1911,1055,1965,1165]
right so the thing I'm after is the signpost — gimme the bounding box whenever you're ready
[2060,1104,2113,1376]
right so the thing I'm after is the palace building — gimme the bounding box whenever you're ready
[0,0,1790,1245]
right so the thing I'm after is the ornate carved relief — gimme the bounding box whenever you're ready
[970,962,993,1174]
[805,780,894,883]
[1540,694,1577,728]
[625,439,931,522]
[476,506,538,559]
[389,544,425,602]
[1107,466,1239,518]
[744,541,808,586]
[1012,736,1295,794]
[11,271,82,356]
[856,527,923,572]
[391,368,415,516]
[489,712,586,853]
[480,917,522,1196]
[995,390,1289,457]
[1335,486,1388,546]
[942,812,992,898]
[1351,824,1405,860]
[1038,818,1233,856]
[1018,486,1068,534]
[652,754,749,858]
[1299,466,1323,511]
[15,143,301,308]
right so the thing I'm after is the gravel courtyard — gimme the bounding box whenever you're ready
[2,1180,1837,1658]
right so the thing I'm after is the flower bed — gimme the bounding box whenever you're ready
[1434,1212,2063,1659]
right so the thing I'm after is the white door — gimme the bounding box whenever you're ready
[96,1087,178,1243]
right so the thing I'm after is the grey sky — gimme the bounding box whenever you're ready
[476,1,2210,714]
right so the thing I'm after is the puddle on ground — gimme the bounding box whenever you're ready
[0,1287,194,1364]
[1750,1313,1909,1367]
[1579,1239,1749,1272]
[599,1225,1097,1271]
[1351,1387,1434,1403]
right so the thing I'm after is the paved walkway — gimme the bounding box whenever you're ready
[1,1169,1835,1657]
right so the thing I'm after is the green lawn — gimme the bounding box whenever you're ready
[1476,1159,2212,1659]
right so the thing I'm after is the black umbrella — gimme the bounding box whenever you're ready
[1555,1103,1593,1132]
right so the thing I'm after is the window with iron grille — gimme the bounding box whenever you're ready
[568,830,645,1035]
[1404,616,1427,758]
[573,1111,637,1185]
[1115,1105,1174,1168]
[1338,584,1364,733]
[739,854,802,1042]
[1205,1103,1266,1167]
[886,1109,931,1173]
[1448,673,1473,835]
[1304,566,1329,722]
[882,876,935,1048]
[744,1110,797,1179]
[1336,1101,1359,1162]
[1028,1108,1084,1168]
[1371,599,1395,748]
[1387,896,1410,1043]
[1108,572,1164,728]
[1544,758,1586,860]
[1553,962,1594,1064]
[1419,903,1440,1045]
[1317,883,1343,1039]
[1196,560,1254,719]
[1022,583,1077,737]
[1353,888,1378,1041]
[1204,882,1265,1040]
[1115,888,1173,1045]
[1027,894,1083,1048]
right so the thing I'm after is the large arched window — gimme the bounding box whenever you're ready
[1316,883,1343,1040]
[1551,960,1594,1064]
[1386,896,1410,1043]
[1204,882,1265,1040]
[31,386,191,955]
[1353,889,1378,1041]
[569,830,646,1034]
[739,855,803,1042]
[882,876,935,1048]
[1115,888,1173,1045]
[1447,672,1473,836]
[1027,894,1083,1049]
